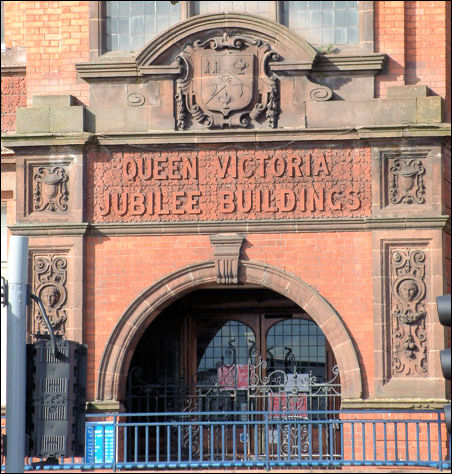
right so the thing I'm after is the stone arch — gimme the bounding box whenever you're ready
[135,12,317,69]
[97,260,362,402]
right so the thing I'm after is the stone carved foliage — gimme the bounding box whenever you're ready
[31,254,68,337]
[33,166,69,212]
[390,249,427,377]
[389,158,426,205]
[176,33,281,130]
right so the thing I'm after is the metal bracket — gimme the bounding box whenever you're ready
[27,286,58,357]
[0,276,7,307]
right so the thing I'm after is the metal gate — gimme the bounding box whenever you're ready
[125,335,341,462]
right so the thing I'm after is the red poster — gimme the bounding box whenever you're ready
[218,364,249,390]
[268,392,307,419]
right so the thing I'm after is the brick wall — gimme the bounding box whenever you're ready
[405,1,449,120]
[447,1,451,122]
[375,1,450,121]
[2,1,450,116]
[3,1,27,48]
[375,1,407,97]
[3,1,90,106]
[84,234,213,400]
[84,232,373,401]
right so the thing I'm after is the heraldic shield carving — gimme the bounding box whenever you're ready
[176,33,281,129]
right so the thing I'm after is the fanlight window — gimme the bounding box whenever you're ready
[104,1,361,52]
[266,319,326,379]
[196,318,328,385]
[283,1,359,46]
[194,1,273,19]
[105,1,181,51]
[197,320,256,384]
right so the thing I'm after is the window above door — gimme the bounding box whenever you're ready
[90,1,373,57]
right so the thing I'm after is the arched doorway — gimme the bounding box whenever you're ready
[97,260,362,403]
[125,288,340,416]
[124,288,341,461]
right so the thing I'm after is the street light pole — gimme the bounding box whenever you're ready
[6,235,28,473]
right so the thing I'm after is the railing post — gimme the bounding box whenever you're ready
[113,414,117,472]
[265,412,269,471]
[43,409,452,471]
[437,411,443,471]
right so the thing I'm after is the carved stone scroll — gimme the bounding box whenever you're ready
[210,234,245,284]
[31,254,68,337]
[33,166,69,212]
[176,33,282,130]
[389,158,426,204]
[390,249,427,377]
[127,92,145,106]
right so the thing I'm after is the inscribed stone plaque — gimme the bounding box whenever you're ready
[86,145,371,223]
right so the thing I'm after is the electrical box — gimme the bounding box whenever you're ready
[26,338,87,458]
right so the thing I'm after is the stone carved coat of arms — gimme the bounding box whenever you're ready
[176,33,281,129]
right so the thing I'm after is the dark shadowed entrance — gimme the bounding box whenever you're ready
[124,288,341,461]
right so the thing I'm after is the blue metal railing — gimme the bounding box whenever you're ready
[1,410,451,471]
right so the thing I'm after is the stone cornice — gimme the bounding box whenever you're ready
[312,53,387,74]
[10,223,89,237]
[75,58,138,79]
[86,400,123,413]
[1,124,450,149]
[42,397,452,413]
[75,61,183,80]
[75,49,386,81]
[0,132,95,148]
[1,64,26,74]
[1,147,16,162]
[9,216,449,237]
[342,398,449,410]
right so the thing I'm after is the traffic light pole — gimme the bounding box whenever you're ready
[6,236,28,473]
[436,294,451,434]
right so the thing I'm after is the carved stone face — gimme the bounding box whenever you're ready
[41,286,60,308]
[398,279,419,301]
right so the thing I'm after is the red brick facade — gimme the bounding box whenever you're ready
[3,0,90,105]
[3,2,450,116]
[84,231,374,400]
[374,0,450,121]
[1,1,450,469]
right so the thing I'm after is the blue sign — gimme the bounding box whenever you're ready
[85,423,115,463]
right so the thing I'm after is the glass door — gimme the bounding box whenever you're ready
[191,313,340,461]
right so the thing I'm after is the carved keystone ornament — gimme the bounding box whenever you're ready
[210,233,245,284]
[176,33,281,129]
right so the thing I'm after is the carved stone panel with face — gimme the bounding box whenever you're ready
[30,254,68,337]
